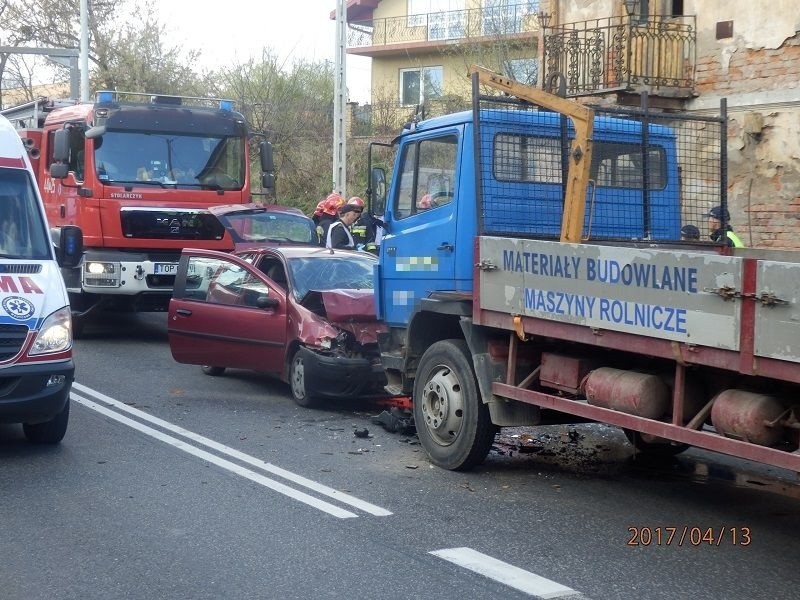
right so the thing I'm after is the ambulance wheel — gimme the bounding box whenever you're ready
[23,399,70,444]
[413,339,495,471]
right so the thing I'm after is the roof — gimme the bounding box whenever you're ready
[250,245,378,262]
[329,0,379,21]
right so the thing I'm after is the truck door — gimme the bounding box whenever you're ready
[378,130,471,327]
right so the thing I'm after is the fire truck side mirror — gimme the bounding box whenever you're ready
[53,129,70,162]
[259,141,274,173]
[57,226,84,269]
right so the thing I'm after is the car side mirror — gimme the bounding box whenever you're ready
[50,162,68,179]
[257,294,279,309]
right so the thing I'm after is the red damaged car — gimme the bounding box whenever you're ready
[167,246,388,407]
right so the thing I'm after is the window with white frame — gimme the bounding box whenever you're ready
[483,1,539,35]
[408,0,466,39]
[400,66,443,106]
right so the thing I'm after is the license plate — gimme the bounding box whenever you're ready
[154,263,179,275]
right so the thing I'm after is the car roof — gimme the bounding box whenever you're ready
[208,202,307,217]
[240,246,377,261]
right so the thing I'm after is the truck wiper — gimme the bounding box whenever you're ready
[107,179,170,189]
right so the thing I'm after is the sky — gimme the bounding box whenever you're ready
[155,1,372,103]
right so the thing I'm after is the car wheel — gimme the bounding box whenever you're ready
[623,429,690,457]
[201,365,226,376]
[23,399,70,444]
[413,339,495,471]
[289,351,318,408]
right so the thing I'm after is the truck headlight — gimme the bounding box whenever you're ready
[29,307,72,356]
[84,261,120,287]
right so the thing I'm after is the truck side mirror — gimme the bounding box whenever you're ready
[371,167,387,216]
[49,129,71,179]
[56,226,83,269]
[260,141,274,173]
[259,141,275,192]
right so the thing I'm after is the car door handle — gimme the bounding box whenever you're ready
[437,243,454,252]
[176,308,192,316]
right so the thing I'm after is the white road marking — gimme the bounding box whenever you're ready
[73,382,392,517]
[430,548,581,599]
[72,393,358,519]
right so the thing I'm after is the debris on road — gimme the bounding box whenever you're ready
[372,407,415,435]
[353,428,371,438]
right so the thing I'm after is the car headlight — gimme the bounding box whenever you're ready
[318,337,332,350]
[29,306,72,356]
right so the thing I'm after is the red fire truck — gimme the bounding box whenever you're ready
[1,92,274,332]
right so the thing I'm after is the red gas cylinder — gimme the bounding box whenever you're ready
[710,389,786,447]
[583,368,669,419]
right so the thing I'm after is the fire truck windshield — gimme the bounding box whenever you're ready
[94,131,245,190]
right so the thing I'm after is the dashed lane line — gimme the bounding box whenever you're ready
[430,547,585,599]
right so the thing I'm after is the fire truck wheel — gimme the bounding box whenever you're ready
[23,399,70,444]
[623,429,690,457]
[289,350,319,408]
[201,365,226,376]
[413,339,495,471]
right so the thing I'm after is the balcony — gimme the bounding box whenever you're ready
[347,2,543,57]
[543,14,696,99]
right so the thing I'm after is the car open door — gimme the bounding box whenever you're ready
[168,248,287,373]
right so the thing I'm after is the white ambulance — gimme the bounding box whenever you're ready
[0,114,82,443]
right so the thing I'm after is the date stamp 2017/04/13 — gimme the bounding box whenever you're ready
[627,526,751,547]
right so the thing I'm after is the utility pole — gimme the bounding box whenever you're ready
[80,0,89,101]
[332,0,347,197]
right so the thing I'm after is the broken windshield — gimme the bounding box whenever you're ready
[94,131,244,190]
[288,254,376,301]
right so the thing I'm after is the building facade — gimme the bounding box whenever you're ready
[344,0,800,248]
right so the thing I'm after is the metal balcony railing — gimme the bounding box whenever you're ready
[543,15,696,97]
[347,2,542,49]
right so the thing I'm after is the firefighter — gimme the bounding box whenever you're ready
[312,192,344,246]
[707,206,744,248]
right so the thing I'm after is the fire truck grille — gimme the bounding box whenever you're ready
[0,324,28,361]
[120,209,226,240]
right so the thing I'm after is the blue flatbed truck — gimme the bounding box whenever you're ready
[369,66,800,473]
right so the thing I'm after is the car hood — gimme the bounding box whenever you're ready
[300,289,387,344]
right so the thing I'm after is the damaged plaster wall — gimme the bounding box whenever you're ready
[689,0,800,248]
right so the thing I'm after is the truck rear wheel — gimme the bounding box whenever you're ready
[23,399,70,444]
[413,339,495,471]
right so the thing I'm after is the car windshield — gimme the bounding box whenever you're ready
[0,168,51,259]
[94,131,244,190]
[288,254,376,300]
[218,210,315,244]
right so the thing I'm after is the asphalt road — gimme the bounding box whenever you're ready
[1,312,799,600]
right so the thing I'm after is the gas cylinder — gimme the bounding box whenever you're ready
[710,389,787,446]
[583,368,669,419]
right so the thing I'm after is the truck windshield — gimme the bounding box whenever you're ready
[94,131,245,190]
[0,169,51,260]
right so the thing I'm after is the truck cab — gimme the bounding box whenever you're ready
[375,109,680,328]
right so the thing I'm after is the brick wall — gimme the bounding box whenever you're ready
[697,33,800,249]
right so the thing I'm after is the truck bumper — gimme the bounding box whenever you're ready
[300,347,387,399]
[76,249,181,296]
[0,360,74,424]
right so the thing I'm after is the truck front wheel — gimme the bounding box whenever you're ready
[413,339,495,471]
[23,399,70,444]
